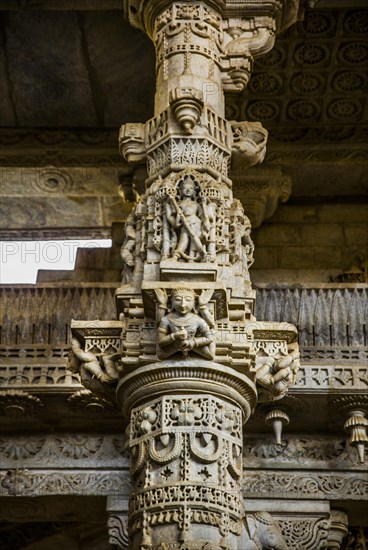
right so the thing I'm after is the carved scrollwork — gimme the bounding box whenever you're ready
[279,517,329,550]
[189,432,222,463]
[108,515,129,550]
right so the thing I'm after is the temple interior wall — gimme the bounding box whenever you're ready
[251,200,368,283]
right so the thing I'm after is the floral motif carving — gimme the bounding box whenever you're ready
[108,515,129,550]
[247,101,279,121]
[243,471,368,500]
[304,11,335,35]
[0,390,43,417]
[294,43,329,65]
[327,99,362,119]
[290,72,324,94]
[339,42,368,65]
[249,73,282,94]
[0,470,131,497]
[279,517,329,550]
[344,11,368,34]
[287,100,320,121]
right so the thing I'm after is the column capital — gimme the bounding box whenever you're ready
[124,0,302,37]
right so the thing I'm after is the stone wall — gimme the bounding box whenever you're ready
[251,201,368,283]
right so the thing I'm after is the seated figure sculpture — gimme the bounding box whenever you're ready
[157,288,215,360]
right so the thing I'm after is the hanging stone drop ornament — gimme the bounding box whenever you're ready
[344,410,368,464]
[265,409,290,445]
[69,1,304,548]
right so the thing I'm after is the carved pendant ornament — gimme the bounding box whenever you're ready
[69,1,303,548]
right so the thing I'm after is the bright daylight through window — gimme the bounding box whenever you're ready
[0,240,112,283]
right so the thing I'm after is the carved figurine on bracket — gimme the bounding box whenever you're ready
[164,174,211,262]
[68,338,121,397]
[157,288,215,360]
[256,346,300,402]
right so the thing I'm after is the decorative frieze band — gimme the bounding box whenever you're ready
[0,469,131,498]
[1,467,366,501]
[242,471,368,501]
[243,436,367,470]
[0,434,129,468]
[1,361,366,394]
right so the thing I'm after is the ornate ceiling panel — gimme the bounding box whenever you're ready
[226,8,368,146]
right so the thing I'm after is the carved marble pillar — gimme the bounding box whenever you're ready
[69,1,301,548]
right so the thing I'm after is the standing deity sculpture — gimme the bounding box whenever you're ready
[163,175,210,262]
[230,199,254,270]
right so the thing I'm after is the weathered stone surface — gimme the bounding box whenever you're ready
[1,2,367,547]
[0,197,104,229]
[0,167,123,196]
[0,23,16,126]
[4,12,97,127]
[251,202,368,281]
[82,12,155,125]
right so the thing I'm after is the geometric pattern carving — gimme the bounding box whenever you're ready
[294,365,368,390]
[226,8,368,149]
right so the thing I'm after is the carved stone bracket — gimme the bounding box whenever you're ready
[107,496,130,550]
[68,320,125,398]
[231,165,292,227]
